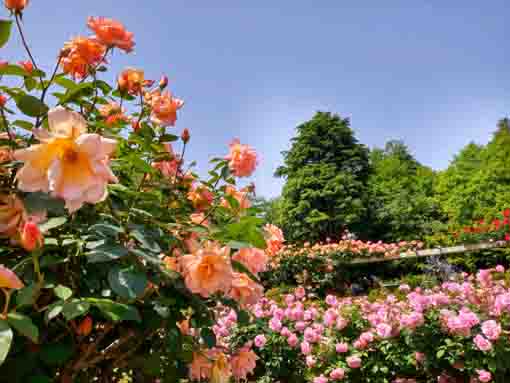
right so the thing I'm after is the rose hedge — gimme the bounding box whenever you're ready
[207,267,510,383]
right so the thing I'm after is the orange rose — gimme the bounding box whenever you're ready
[228,272,263,307]
[118,67,145,95]
[230,348,258,380]
[232,247,268,275]
[60,37,106,79]
[149,90,184,127]
[4,0,28,12]
[225,139,258,178]
[87,17,135,53]
[187,184,214,211]
[180,242,233,297]
[221,185,251,210]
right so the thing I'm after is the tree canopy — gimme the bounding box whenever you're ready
[276,112,370,242]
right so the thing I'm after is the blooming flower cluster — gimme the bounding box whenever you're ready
[209,267,510,382]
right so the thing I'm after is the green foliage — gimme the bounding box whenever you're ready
[367,140,445,241]
[436,119,510,226]
[276,112,370,242]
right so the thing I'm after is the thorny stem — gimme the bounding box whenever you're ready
[135,90,145,126]
[79,47,111,84]
[14,14,44,86]
[0,107,14,141]
[36,55,63,127]
[32,250,44,285]
[40,55,62,104]
[172,141,187,184]
[1,289,12,317]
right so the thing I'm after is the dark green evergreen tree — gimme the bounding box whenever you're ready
[275,112,370,242]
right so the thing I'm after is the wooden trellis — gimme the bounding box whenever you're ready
[349,240,508,265]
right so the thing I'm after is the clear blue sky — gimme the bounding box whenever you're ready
[2,1,509,197]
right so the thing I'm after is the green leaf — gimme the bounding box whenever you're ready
[159,134,179,142]
[201,328,216,349]
[62,300,90,321]
[23,192,65,215]
[12,119,33,131]
[0,64,28,77]
[130,228,161,253]
[237,310,250,326]
[45,301,64,322]
[108,267,148,300]
[85,244,128,263]
[7,313,39,343]
[53,76,78,90]
[16,95,49,117]
[40,342,73,366]
[15,283,37,308]
[53,285,72,300]
[59,82,94,104]
[38,217,67,232]
[0,20,12,48]
[24,77,37,91]
[0,320,13,366]
[88,223,124,238]
[87,298,141,322]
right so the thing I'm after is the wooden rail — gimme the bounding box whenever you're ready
[349,240,508,265]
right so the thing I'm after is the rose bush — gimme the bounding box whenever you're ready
[214,267,510,383]
[262,235,424,295]
[0,3,283,382]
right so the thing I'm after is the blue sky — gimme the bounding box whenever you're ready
[2,1,509,197]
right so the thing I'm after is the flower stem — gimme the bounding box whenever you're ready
[1,289,11,317]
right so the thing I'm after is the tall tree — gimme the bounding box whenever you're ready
[435,118,510,225]
[276,112,370,242]
[367,140,442,241]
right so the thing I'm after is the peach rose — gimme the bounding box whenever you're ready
[232,247,268,275]
[118,67,145,95]
[98,102,128,126]
[152,143,181,180]
[87,17,135,53]
[60,37,106,79]
[211,352,231,383]
[149,90,184,127]
[0,265,23,289]
[225,139,258,177]
[190,212,209,227]
[264,224,284,256]
[14,107,118,212]
[221,185,251,210]
[187,184,214,211]
[180,242,233,297]
[230,348,258,380]
[4,0,28,12]
[189,352,213,381]
[229,272,264,307]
